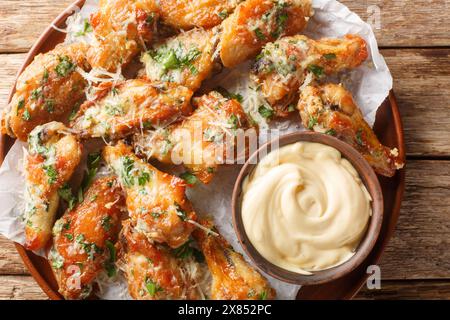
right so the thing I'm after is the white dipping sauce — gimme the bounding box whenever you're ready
[241,142,372,275]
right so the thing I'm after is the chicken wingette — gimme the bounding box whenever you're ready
[87,0,159,72]
[2,43,90,141]
[133,91,252,184]
[193,219,275,300]
[50,176,125,300]
[24,122,82,251]
[157,0,243,30]
[251,34,368,116]
[119,221,203,300]
[103,142,196,248]
[297,83,404,177]
[220,0,313,68]
[71,80,193,140]
[140,28,218,91]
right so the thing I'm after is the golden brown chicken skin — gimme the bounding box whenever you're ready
[251,34,368,116]
[50,176,125,300]
[119,221,202,300]
[24,122,82,251]
[71,80,193,140]
[157,0,243,30]
[103,142,196,248]
[193,220,275,300]
[87,0,159,72]
[141,28,218,91]
[298,84,404,177]
[134,91,252,184]
[220,0,312,68]
[2,43,90,141]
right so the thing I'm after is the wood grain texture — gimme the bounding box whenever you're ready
[357,280,450,300]
[0,0,74,53]
[0,0,450,52]
[0,237,28,275]
[2,49,450,156]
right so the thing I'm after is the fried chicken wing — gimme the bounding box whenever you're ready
[251,34,368,116]
[24,122,82,251]
[133,91,252,184]
[50,176,125,300]
[87,0,159,72]
[103,142,196,248]
[119,221,203,300]
[71,80,193,140]
[193,220,275,300]
[157,0,242,30]
[297,84,404,177]
[140,28,218,91]
[2,43,90,141]
[220,0,313,68]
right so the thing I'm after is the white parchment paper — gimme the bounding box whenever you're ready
[0,0,392,300]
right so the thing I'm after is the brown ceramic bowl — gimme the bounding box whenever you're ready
[232,131,384,286]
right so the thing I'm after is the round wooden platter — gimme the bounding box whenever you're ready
[0,0,406,300]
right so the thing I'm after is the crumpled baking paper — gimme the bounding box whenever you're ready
[0,0,392,300]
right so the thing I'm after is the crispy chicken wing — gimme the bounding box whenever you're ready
[193,220,275,300]
[220,0,313,68]
[50,176,125,300]
[119,221,203,300]
[298,83,404,177]
[251,34,368,116]
[157,0,243,30]
[24,122,82,251]
[134,91,252,184]
[2,43,90,141]
[140,28,218,91]
[71,80,193,140]
[103,142,196,248]
[87,0,159,72]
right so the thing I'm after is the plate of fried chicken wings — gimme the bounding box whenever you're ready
[0,0,405,300]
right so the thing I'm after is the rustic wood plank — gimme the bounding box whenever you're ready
[0,160,449,279]
[0,0,450,52]
[0,236,28,275]
[0,0,74,53]
[356,280,450,300]
[0,275,47,300]
[2,49,450,156]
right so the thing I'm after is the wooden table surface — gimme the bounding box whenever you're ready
[0,0,449,300]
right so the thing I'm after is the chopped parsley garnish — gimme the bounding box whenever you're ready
[150,46,201,75]
[228,114,239,130]
[216,87,243,103]
[218,10,229,19]
[44,165,58,184]
[325,129,337,136]
[307,116,318,129]
[138,171,151,186]
[307,64,324,78]
[22,109,31,121]
[258,105,274,119]
[68,105,79,121]
[31,88,42,100]
[58,183,76,210]
[104,240,117,277]
[172,240,205,262]
[254,28,266,41]
[16,98,25,115]
[55,56,76,77]
[64,233,74,241]
[180,172,198,186]
[258,291,268,300]
[45,99,55,113]
[146,12,156,24]
[174,203,188,221]
[121,156,135,186]
[324,53,337,60]
[145,278,163,296]
[101,216,113,231]
[42,68,49,82]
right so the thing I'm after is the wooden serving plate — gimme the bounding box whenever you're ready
[0,0,406,300]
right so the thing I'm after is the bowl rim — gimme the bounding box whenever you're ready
[231,131,384,285]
